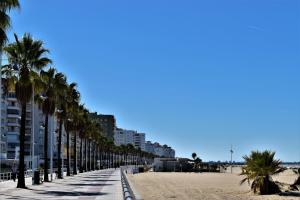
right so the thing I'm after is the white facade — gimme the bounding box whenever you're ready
[0,86,59,169]
[145,141,175,158]
[114,129,145,151]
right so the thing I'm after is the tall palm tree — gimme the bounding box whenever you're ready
[2,33,51,188]
[70,101,83,175]
[98,136,107,169]
[78,107,89,173]
[192,152,197,160]
[64,83,80,176]
[0,0,20,48]
[38,68,66,181]
[240,150,285,195]
[53,73,68,179]
[52,80,69,178]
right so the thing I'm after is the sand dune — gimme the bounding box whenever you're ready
[127,169,300,200]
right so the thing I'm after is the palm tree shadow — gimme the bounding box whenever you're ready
[0,193,41,200]
[82,179,120,182]
[279,191,300,197]
[68,183,113,187]
[32,189,108,197]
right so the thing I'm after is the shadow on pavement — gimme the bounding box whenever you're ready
[82,179,120,182]
[68,183,113,187]
[31,189,108,197]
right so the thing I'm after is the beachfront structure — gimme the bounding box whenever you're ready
[90,112,116,140]
[153,157,179,172]
[114,128,145,150]
[145,141,175,158]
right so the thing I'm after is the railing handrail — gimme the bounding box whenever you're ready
[120,166,137,200]
[0,169,43,182]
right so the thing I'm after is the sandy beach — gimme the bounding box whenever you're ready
[127,169,300,200]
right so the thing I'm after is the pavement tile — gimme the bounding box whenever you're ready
[0,169,123,200]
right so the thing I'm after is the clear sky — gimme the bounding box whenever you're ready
[8,0,300,162]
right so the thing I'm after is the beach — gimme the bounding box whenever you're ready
[127,169,299,200]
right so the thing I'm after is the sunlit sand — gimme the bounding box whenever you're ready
[128,169,299,200]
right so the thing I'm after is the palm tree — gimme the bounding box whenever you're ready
[53,73,68,179]
[40,68,66,182]
[192,152,197,160]
[0,0,20,48]
[78,107,89,173]
[126,144,135,165]
[53,83,68,178]
[70,102,83,175]
[191,152,197,171]
[66,83,80,175]
[2,33,51,188]
[240,150,285,194]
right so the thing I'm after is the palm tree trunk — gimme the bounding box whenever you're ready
[94,144,96,170]
[84,138,87,171]
[79,137,83,173]
[96,145,99,170]
[44,115,49,182]
[100,148,102,168]
[73,131,77,175]
[93,143,96,170]
[91,142,94,170]
[66,130,70,176]
[57,117,63,179]
[95,145,98,170]
[17,104,26,188]
[88,140,91,171]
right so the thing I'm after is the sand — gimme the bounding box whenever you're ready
[127,169,300,200]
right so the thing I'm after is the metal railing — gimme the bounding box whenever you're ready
[0,170,33,182]
[121,166,136,200]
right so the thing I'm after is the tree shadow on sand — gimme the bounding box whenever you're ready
[279,191,300,197]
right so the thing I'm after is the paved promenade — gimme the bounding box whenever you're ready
[0,169,123,200]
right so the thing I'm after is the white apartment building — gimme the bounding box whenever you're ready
[0,81,61,169]
[145,141,175,158]
[114,128,145,151]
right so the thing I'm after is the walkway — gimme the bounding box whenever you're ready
[0,169,123,200]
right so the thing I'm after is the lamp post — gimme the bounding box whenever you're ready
[39,124,45,177]
[230,145,233,174]
[39,95,49,180]
[31,88,35,179]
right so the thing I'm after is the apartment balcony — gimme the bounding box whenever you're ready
[7,105,20,110]
[7,130,19,134]
[7,97,17,101]
[25,125,32,129]
[7,114,20,119]
[7,147,17,152]
[7,122,20,127]
[26,107,32,112]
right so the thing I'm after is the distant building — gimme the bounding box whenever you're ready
[90,112,116,140]
[145,141,175,158]
[114,128,145,151]
[145,141,155,154]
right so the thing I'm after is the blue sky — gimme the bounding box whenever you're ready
[8,0,300,161]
